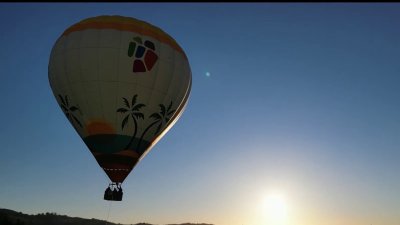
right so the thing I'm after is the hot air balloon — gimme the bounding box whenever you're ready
[48,15,191,201]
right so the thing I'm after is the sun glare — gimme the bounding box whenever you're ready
[261,192,289,225]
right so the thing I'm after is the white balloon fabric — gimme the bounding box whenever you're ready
[48,15,192,183]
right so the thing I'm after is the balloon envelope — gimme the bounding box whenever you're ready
[48,15,191,183]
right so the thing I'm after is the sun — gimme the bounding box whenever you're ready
[261,192,289,225]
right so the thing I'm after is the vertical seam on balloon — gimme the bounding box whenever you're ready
[82,32,93,133]
[84,31,98,132]
[76,31,85,135]
[115,30,122,135]
[161,45,177,111]
[98,31,104,123]
[148,37,162,124]
[169,49,179,104]
[138,19,150,109]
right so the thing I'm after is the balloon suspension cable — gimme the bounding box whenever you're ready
[106,200,112,224]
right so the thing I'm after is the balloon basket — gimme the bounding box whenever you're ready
[104,183,123,201]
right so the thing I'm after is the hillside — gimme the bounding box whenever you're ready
[0,208,213,225]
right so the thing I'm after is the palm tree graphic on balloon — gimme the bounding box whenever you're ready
[58,94,82,129]
[116,94,146,150]
[116,96,176,153]
[136,101,175,152]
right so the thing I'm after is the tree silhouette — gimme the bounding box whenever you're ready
[117,94,146,149]
[137,101,175,150]
[58,95,82,128]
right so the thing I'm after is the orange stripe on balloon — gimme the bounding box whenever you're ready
[62,21,187,59]
[116,150,140,158]
[85,121,115,135]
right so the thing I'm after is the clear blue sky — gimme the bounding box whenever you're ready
[1,3,400,225]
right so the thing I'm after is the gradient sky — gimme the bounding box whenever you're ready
[1,3,400,225]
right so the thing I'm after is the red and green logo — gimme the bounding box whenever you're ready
[128,37,158,73]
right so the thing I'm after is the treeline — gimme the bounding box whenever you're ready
[0,212,25,225]
[0,209,119,225]
[0,208,214,225]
